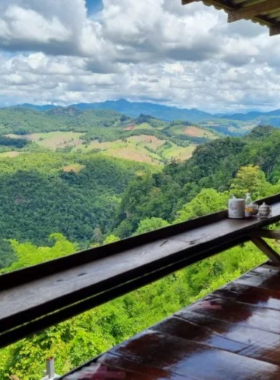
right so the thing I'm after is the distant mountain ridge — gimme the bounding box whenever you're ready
[15,99,280,124]
[17,99,213,122]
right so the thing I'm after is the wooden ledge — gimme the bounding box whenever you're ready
[1,194,280,348]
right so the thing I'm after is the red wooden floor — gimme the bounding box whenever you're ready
[62,262,280,380]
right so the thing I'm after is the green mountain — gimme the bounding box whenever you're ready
[13,100,280,136]
[0,106,221,165]
[1,124,280,379]
[18,99,214,122]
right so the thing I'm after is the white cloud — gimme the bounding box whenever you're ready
[0,0,280,112]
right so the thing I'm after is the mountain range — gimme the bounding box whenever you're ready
[16,99,280,123]
[0,99,279,137]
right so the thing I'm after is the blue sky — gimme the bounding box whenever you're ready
[0,0,280,112]
[86,0,103,15]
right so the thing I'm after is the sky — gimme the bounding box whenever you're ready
[0,0,280,113]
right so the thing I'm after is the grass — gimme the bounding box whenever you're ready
[75,134,196,164]
[63,164,85,173]
[133,123,154,130]
[161,144,196,160]
[7,132,85,150]
[6,132,196,165]
[0,151,21,158]
[169,125,217,139]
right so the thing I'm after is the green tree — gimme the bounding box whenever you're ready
[136,217,169,234]
[1,234,77,274]
[176,188,229,223]
[230,165,271,198]
[103,235,120,244]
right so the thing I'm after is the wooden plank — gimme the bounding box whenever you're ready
[177,309,280,366]
[98,353,192,380]
[235,266,280,290]
[187,294,280,334]
[213,282,280,311]
[251,237,280,265]
[109,330,280,379]
[60,262,280,379]
[228,0,280,23]
[62,354,191,380]
[62,352,194,379]
[150,316,247,352]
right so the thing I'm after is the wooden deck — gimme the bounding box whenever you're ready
[61,262,280,380]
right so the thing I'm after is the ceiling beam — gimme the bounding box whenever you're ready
[182,0,237,11]
[182,0,280,36]
[182,0,199,4]
[270,25,280,36]
[228,0,280,23]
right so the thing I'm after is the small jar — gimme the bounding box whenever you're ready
[258,202,271,218]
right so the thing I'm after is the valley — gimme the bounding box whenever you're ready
[1,102,280,379]
[0,106,218,165]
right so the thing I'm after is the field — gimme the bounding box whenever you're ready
[63,164,85,173]
[0,151,21,158]
[74,134,196,164]
[168,124,217,139]
[7,132,84,150]
[6,132,197,165]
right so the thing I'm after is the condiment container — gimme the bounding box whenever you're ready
[258,202,271,218]
[228,196,245,219]
[245,203,259,217]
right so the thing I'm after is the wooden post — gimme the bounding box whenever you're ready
[250,229,280,240]
[251,237,280,266]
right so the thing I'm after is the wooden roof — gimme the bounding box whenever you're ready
[61,261,280,380]
[182,0,280,36]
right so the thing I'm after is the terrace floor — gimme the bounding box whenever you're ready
[62,261,280,380]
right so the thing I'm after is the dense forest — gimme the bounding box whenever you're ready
[1,123,280,379]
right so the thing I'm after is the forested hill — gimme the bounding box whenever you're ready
[2,104,280,139]
[10,100,280,134]
[0,125,279,267]
[0,106,215,138]
[1,125,280,379]
[113,125,280,238]
[0,106,219,166]
[0,153,151,268]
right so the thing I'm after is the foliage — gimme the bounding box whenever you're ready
[0,153,150,246]
[103,235,120,244]
[175,189,229,223]
[135,217,170,234]
[0,240,16,269]
[0,234,77,274]
[1,124,280,379]
[230,165,273,198]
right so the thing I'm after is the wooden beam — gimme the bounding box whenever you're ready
[182,0,237,11]
[270,25,280,36]
[250,229,280,240]
[251,237,280,266]
[228,0,280,23]
[182,0,197,4]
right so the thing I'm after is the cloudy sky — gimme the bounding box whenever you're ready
[1,0,280,113]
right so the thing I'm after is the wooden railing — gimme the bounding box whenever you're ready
[1,193,280,349]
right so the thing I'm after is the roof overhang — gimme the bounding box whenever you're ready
[182,0,280,36]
